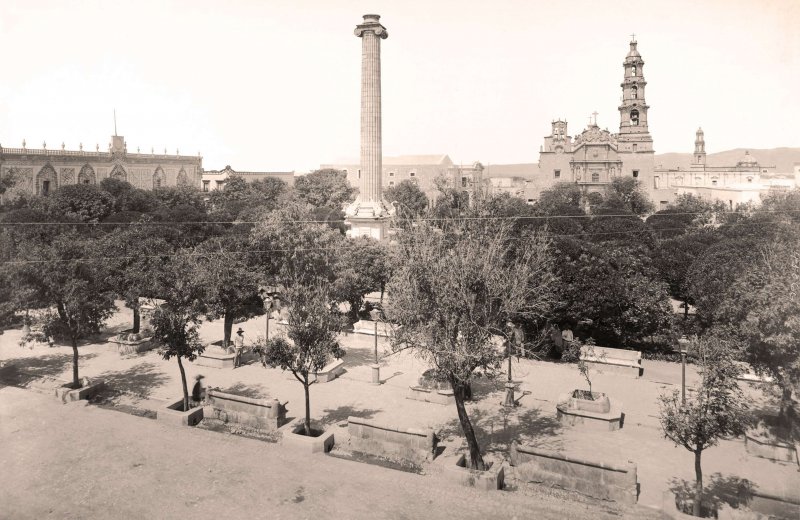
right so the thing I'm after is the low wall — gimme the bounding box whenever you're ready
[510,442,637,505]
[347,416,437,463]
[207,390,286,430]
[744,434,798,465]
[406,386,454,405]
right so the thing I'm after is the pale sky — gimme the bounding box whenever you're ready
[0,0,798,172]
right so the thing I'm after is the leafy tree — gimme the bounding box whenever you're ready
[11,231,116,387]
[652,230,719,317]
[258,282,342,436]
[99,178,135,200]
[151,253,206,411]
[531,183,587,236]
[293,169,355,209]
[333,237,391,321]
[192,236,263,348]
[601,177,654,216]
[646,194,726,239]
[49,184,115,223]
[430,177,471,219]
[153,185,206,210]
[386,219,556,470]
[658,336,751,517]
[384,180,428,222]
[585,207,655,248]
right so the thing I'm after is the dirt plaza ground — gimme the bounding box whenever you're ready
[1,305,797,518]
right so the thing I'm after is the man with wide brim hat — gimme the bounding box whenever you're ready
[233,328,245,368]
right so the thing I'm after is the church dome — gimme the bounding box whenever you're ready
[737,150,758,166]
[627,41,641,58]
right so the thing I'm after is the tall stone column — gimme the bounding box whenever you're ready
[345,14,394,240]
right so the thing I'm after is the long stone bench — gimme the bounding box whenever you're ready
[207,389,287,430]
[406,385,455,405]
[347,416,438,464]
[510,442,638,505]
[580,346,643,378]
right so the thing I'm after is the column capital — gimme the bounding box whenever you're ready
[355,14,388,39]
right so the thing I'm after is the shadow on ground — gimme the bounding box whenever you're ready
[669,473,758,514]
[0,353,98,387]
[437,406,563,454]
[96,362,171,400]
[319,405,381,426]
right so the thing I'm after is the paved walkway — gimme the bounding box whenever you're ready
[1,305,798,515]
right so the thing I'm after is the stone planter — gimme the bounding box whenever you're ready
[556,391,623,431]
[109,333,155,356]
[281,420,335,454]
[55,380,106,403]
[443,454,504,491]
[207,390,287,431]
[157,399,204,427]
[569,390,611,414]
[406,385,456,406]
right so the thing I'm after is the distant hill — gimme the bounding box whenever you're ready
[655,148,800,174]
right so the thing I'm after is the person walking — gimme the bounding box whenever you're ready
[233,328,245,368]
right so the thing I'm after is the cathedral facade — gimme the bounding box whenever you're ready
[536,39,657,198]
[0,134,202,200]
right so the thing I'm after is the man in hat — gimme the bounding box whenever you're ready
[191,374,207,407]
[233,328,245,368]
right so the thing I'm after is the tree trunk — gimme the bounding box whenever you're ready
[303,377,311,436]
[451,377,485,470]
[223,313,234,349]
[71,335,80,388]
[693,449,703,517]
[779,385,793,425]
[177,356,189,412]
[683,299,689,320]
[132,305,141,334]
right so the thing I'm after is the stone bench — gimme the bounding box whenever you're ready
[347,416,438,464]
[311,358,345,383]
[351,319,396,337]
[510,442,638,505]
[406,385,455,405]
[580,346,643,378]
[207,389,287,430]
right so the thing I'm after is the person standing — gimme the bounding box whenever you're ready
[233,328,245,368]
[191,375,207,406]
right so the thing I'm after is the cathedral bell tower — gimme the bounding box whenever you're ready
[694,127,706,165]
[617,37,653,153]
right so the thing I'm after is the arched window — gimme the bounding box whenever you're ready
[631,65,637,76]
[591,172,600,182]
[110,164,127,182]
[631,85,638,99]
[630,109,640,126]
[176,168,189,187]
[36,164,58,195]
[78,164,96,185]
[153,167,166,189]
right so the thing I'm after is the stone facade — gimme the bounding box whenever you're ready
[0,134,202,200]
[201,165,295,193]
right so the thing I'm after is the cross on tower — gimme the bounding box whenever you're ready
[630,33,636,42]
[592,111,599,126]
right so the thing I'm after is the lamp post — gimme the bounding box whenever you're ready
[369,308,381,385]
[503,321,520,408]
[678,335,690,405]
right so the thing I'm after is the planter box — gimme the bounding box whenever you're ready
[511,442,637,505]
[347,416,438,464]
[406,385,455,406]
[281,421,335,454]
[351,319,396,337]
[311,358,345,383]
[157,399,204,427]
[55,380,106,403]
[569,390,611,414]
[744,433,798,465]
[207,390,287,430]
[109,335,155,356]
[442,454,504,491]
[556,392,623,431]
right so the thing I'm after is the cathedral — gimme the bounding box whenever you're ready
[536,38,656,198]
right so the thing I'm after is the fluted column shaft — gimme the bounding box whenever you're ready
[360,31,382,203]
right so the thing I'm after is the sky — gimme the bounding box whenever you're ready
[0,0,798,173]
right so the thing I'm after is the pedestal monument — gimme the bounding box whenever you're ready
[345,14,395,240]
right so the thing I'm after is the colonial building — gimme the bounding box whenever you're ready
[201,165,295,193]
[0,134,202,199]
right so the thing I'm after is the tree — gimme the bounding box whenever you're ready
[11,231,116,387]
[652,230,718,318]
[47,184,115,223]
[152,185,206,210]
[293,169,355,209]
[192,236,263,348]
[384,180,428,222]
[531,183,588,236]
[333,237,391,321]
[386,219,556,469]
[601,177,654,216]
[658,335,751,517]
[258,282,342,436]
[151,253,206,412]
[646,194,726,239]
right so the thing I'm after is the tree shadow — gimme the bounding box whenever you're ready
[319,405,381,426]
[95,362,171,400]
[669,473,758,515]
[0,353,97,386]
[437,405,564,454]
[216,381,271,399]
[340,347,380,369]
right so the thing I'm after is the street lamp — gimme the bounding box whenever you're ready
[503,321,522,408]
[678,335,690,405]
[369,308,382,385]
